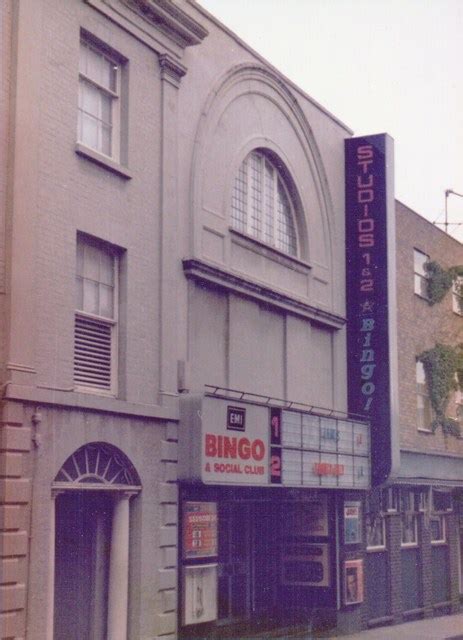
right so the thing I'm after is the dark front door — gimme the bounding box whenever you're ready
[217,502,251,623]
[54,492,113,640]
[251,501,279,619]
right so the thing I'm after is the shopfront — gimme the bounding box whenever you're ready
[178,392,371,637]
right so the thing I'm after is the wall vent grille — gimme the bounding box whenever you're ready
[74,314,112,390]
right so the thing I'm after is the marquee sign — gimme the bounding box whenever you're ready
[179,395,370,489]
[345,134,399,485]
[269,408,370,489]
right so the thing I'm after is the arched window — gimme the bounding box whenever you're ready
[231,150,298,256]
[53,442,140,489]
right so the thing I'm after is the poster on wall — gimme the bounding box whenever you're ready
[281,543,330,587]
[344,501,362,544]
[344,559,364,605]
[283,496,329,537]
[183,502,218,559]
[183,564,218,625]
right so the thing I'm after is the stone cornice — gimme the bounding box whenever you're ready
[122,0,208,48]
[159,53,187,86]
[2,384,179,421]
[182,258,345,330]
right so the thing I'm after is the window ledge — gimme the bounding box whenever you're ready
[414,292,430,302]
[230,228,311,274]
[75,143,132,180]
[417,428,434,434]
[3,382,178,421]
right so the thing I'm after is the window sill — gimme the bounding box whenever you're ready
[417,428,434,434]
[74,384,116,398]
[75,143,132,180]
[229,228,311,274]
[414,292,430,302]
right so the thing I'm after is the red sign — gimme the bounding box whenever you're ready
[313,462,345,476]
[183,502,217,559]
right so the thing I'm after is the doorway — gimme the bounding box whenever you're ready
[54,492,113,640]
[52,442,141,640]
[217,501,281,626]
[217,502,252,623]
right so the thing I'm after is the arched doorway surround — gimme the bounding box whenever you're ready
[51,442,141,640]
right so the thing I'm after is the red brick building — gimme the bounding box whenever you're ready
[362,201,463,628]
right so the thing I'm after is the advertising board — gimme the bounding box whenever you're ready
[179,395,371,489]
[183,502,218,559]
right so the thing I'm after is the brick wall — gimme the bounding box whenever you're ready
[396,201,463,454]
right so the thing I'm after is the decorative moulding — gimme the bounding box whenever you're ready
[121,0,208,48]
[182,258,345,330]
[159,53,187,86]
[85,0,207,58]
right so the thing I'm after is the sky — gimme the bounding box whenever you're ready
[200,0,463,242]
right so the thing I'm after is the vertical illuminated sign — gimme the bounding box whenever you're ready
[345,134,399,486]
[270,407,282,484]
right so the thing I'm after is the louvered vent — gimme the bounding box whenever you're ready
[74,315,112,390]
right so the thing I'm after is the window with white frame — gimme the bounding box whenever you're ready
[78,38,120,159]
[400,490,418,546]
[430,515,447,543]
[366,513,386,550]
[74,235,118,394]
[452,276,463,315]
[432,489,453,513]
[384,486,399,512]
[414,249,429,298]
[365,492,386,550]
[416,360,433,432]
[231,150,298,256]
[430,490,451,544]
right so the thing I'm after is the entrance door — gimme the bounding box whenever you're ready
[252,501,278,619]
[218,502,251,623]
[54,492,113,640]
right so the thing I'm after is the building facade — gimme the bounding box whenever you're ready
[1,1,370,638]
[361,203,463,628]
[0,1,461,640]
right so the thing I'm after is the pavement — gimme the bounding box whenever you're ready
[237,612,463,640]
[337,613,463,640]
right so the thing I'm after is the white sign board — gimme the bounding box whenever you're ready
[178,395,370,489]
[201,398,269,485]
